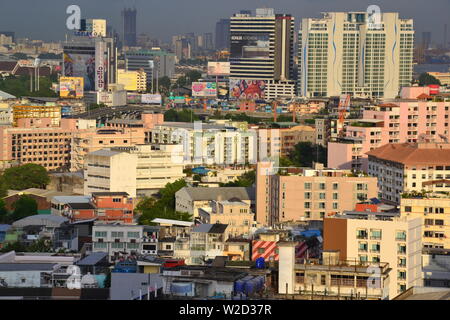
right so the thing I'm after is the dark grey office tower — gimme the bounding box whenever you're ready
[122,8,137,47]
[422,31,431,49]
[215,19,230,50]
[204,33,213,50]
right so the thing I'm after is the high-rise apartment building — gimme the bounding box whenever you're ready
[298,12,414,99]
[122,8,137,47]
[229,8,296,99]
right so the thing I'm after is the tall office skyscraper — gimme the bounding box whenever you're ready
[215,19,230,50]
[122,8,137,47]
[229,8,296,100]
[422,31,431,49]
[203,33,213,50]
[298,12,414,99]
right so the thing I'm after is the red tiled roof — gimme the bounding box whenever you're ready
[366,143,450,166]
[416,93,432,100]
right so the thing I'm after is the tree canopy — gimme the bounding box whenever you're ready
[419,73,441,86]
[11,194,38,221]
[137,179,192,225]
[220,170,255,187]
[164,109,199,122]
[1,164,50,190]
[288,142,327,168]
[0,75,58,98]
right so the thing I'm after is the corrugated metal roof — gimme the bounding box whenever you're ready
[76,252,108,266]
[0,263,57,271]
[12,215,68,228]
[178,187,255,201]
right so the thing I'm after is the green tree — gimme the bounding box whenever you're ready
[0,199,8,223]
[157,76,171,96]
[1,164,50,190]
[0,241,27,253]
[136,179,191,225]
[419,73,441,86]
[27,239,52,252]
[164,109,199,122]
[185,70,202,83]
[0,75,58,98]
[11,194,38,221]
[220,170,255,187]
[289,142,327,167]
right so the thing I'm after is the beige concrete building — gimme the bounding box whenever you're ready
[278,243,391,299]
[323,214,422,299]
[427,72,450,86]
[117,69,147,92]
[84,144,185,197]
[71,127,146,172]
[401,195,450,249]
[199,200,254,238]
[175,187,255,218]
[256,162,378,225]
[367,142,450,204]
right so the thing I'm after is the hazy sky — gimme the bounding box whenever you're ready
[0,0,449,44]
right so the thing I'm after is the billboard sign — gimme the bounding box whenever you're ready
[95,41,106,92]
[230,34,270,59]
[229,79,266,100]
[127,93,141,104]
[207,62,230,76]
[141,94,162,104]
[63,52,96,91]
[59,77,84,99]
[192,82,217,97]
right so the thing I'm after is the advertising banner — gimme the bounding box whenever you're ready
[63,52,96,91]
[127,93,142,104]
[207,62,230,76]
[191,82,217,97]
[95,41,106,92]
[59,77,84,99]
[141,94,162,104]
[229,79,266,100]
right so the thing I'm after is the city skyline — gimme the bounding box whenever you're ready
[0,0,450,44]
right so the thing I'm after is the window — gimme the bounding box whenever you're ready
[396,231,406,241]
[357,229,368,239]
[94,242,107,249]
[127,232,140,238]
[398,244,407,254]
[128,243,139,249]
[404,206,412,212]
[333,183,339,190]
[398,257,406,267]
[111,232,124,238]
[304,183,312,190]
[304,202,311,209]
[319,183,326,190]
[371,243,380,253]
[370,229,382,240]
[113,198,121,203]
[95,231,107,238]
[111,242,124,249]
[358,242,368,252]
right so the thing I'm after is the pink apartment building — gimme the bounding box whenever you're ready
[256,162,378,225]
[328,91,450,172]
[0,118,95,171]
